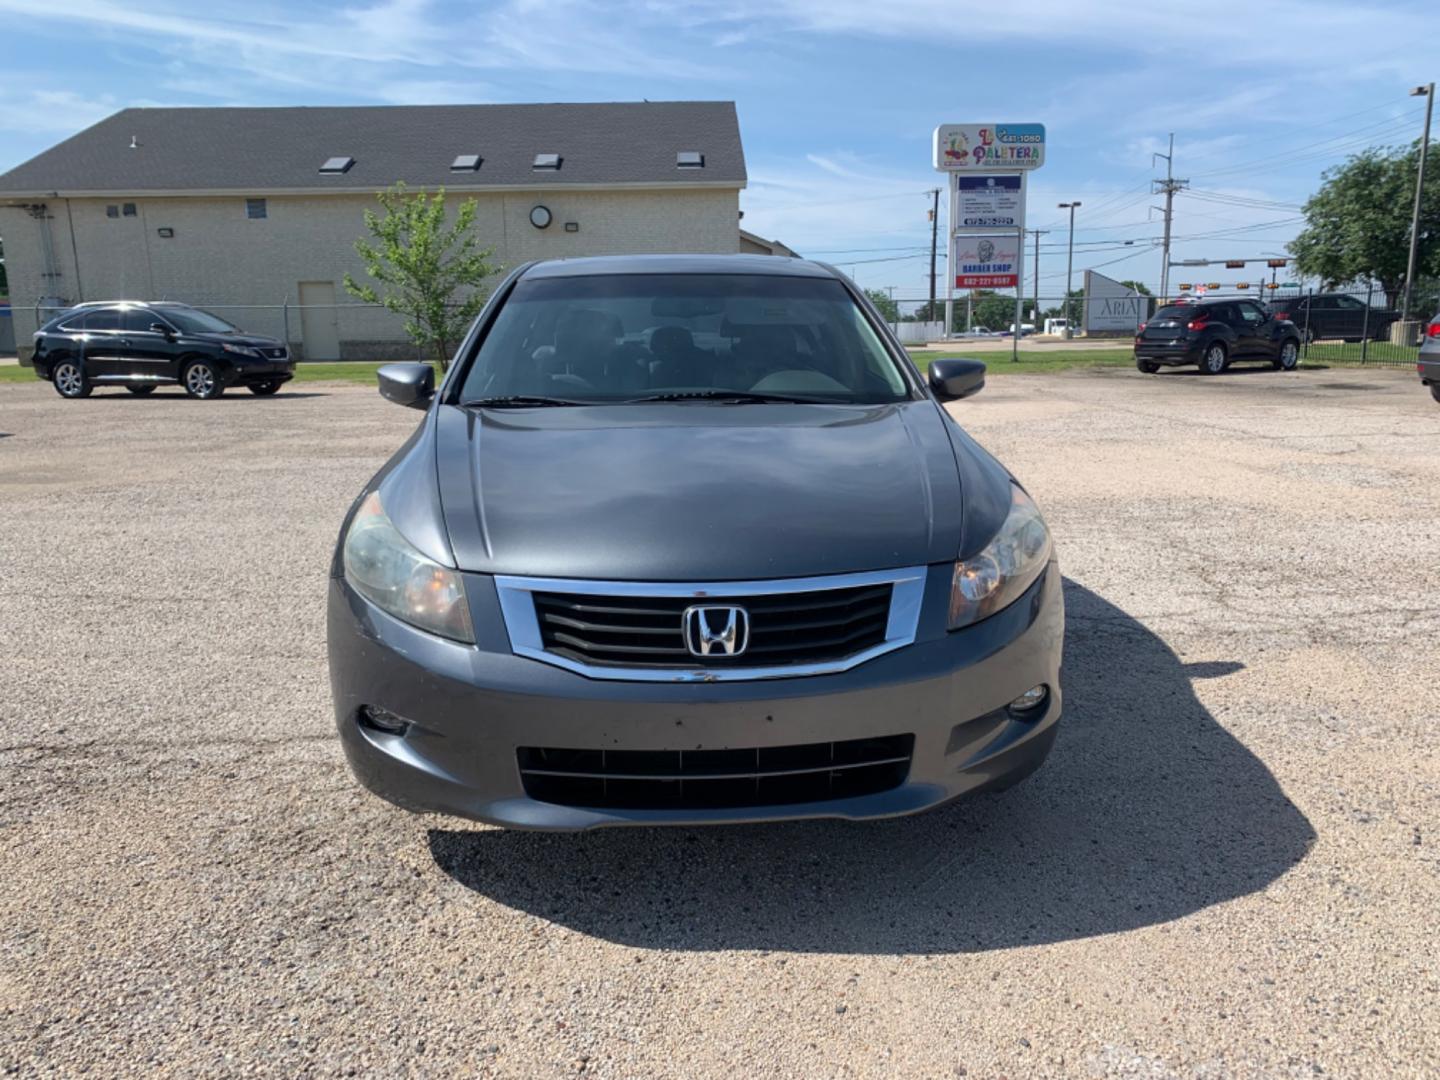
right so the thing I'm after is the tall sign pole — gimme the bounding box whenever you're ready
[1402,83,1434,328]
[934,123,1046,357]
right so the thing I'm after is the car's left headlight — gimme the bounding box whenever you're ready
[949,485,1053,629]
[342,491,475,643]
[222,343,259,358]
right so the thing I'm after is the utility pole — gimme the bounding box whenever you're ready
[1026,228,1048,330]
[1058,203,1080,338]
[927,188,941,322]
[1152,133,1188,303]
[1402,83,1434,328]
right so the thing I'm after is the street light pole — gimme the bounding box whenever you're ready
[1058,201,1081,339]
[1401,83,1434,330]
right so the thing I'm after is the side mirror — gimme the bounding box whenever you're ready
[149,322,173,337]
[927,358,986,402]
[377,363,435,410]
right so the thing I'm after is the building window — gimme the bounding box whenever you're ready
[106,205,119,218]
[246,198,268,220]
[122,203,137,217]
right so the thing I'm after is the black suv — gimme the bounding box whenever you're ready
[1134,298,1301,375]
[1266,293,1399,343]
[31,301,295,399]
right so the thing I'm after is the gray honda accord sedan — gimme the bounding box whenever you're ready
[328,254,1063,830]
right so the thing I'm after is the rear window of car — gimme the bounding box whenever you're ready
[459,273,913,405]
[1151,305,1195,321]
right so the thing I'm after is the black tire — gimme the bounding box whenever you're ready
[182,359,225,399]
[248,380,282,396]
[126,385,157,396]
[1198,342,1227,375]
[1273,340,1300,371]
[51,359,92,398]
[1136,358,1159,374]
[1431,384,1440,404]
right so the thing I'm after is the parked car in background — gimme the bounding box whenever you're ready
[31,301,294,399]
[329,254,1063,830]
[1265,293,1399,343]
[1419,311,1440,403]
[1135,297,1302,375]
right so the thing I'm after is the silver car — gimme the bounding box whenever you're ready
[1420,311,1440,403]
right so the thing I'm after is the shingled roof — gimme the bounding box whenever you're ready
[0,101,746,197]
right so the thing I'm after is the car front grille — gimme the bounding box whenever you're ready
[517,734,914,810]
[263,347,288,360]
[531,582,893,669]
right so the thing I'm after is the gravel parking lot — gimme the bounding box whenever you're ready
[2,366,1438,1078]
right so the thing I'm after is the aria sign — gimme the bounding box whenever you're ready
[933,124,1046,171]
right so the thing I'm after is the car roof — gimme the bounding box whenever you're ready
[518,253,839,280]
[62,299,196,309]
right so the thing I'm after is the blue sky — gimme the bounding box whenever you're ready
[0,0,1433,301]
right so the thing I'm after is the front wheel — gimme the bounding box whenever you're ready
[1431,384,1440,404]
[1136,358,1159,374]
[52,360,92,398]
[248,380,282,396]
[1273,341,1300,371]
[182,360,225,399]
[1198,342,1227,375]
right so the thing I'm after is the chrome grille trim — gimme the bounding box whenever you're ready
[494,566,928,682]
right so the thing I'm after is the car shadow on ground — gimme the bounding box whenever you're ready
[427,580,1315,954]
[1160,363,1329,377]
[80,390,330,401]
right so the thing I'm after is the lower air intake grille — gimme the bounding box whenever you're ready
[517,734,914,810]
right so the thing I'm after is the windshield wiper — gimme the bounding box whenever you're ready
[626,390,833,405]
[460,395,588,408]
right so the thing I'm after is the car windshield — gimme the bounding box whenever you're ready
[457,273,912,405]
[159,307,239,334]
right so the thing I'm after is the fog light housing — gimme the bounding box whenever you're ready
[1007,685,1048,717]
[358,704,410,736]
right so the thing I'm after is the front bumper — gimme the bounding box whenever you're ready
[327,563,1064,830]
[226,360,295,387]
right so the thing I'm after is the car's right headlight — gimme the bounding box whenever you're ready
[948,484,1053,630]
[342,491,475,643]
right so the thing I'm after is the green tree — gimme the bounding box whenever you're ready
[344,183,499,369]
[1289,142,1439,303]
[864,288,899,322]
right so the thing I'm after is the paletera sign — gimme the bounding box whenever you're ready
[933,124,1046,171]
[953,234,1020,289]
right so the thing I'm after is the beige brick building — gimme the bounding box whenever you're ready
[0,102,748,361]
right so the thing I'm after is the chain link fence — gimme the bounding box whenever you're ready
[17,299,462,364]
[871,287,1440,369]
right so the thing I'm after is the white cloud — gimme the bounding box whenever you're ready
[0,89,127,134]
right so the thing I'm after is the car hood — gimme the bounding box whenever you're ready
[429,401,967,581]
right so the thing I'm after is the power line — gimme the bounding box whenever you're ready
[1190,110,1424,181]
